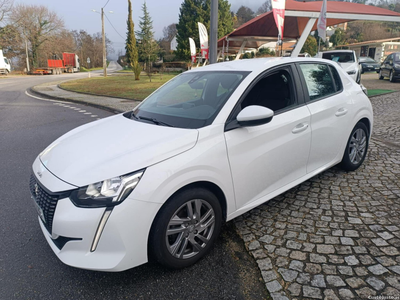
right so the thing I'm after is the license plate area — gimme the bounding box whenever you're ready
[32,196,46,224]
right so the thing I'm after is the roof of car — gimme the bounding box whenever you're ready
[321,50,354,53]
[187,57,337,73]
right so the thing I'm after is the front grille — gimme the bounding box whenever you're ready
[29,174,62,234]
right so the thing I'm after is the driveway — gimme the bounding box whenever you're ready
[235,90,400,299]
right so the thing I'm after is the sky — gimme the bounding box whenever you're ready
[14,0,266,59]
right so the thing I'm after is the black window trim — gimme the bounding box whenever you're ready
[224,63,305,132]
[295,62,343,105]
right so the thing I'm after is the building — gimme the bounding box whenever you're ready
[336,37,400,62]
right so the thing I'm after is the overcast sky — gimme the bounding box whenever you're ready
[15,0,266,59]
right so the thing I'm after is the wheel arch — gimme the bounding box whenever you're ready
[147,180,227,262]
[358,117,371,137]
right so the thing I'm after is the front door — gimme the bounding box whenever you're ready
[224,66,311,210]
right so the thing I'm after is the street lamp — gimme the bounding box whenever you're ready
[92,9,113,77]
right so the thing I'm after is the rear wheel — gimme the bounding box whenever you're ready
[149,188,222,269]
[340,122,369,171]
[379,69,384,80]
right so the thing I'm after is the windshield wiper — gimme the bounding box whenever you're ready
[137,116,173,127]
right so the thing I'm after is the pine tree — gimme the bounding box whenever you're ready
[125,0,140,80]
[136,1,159,67]
[176,0,233,60]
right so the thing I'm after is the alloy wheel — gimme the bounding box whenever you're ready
[349,128,367,165]
[166,199,215,259]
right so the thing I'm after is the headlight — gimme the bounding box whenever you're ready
[347,70,356,75]
[70,170,144,208]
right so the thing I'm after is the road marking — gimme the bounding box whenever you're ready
[25,90,70,104]
[91,115,98,117]
[84,112,91,115]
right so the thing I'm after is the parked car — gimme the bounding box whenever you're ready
[359,57,380,74]
[30,57,373,271]
[318,50,362,84]
[379,52,400,82]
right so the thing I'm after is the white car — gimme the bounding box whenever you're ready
[30,57,373,271]
[318,50,362,84]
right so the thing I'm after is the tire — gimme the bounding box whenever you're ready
[389,70,395,82]
[379,69,384,80]
[149,187,222,269]
[340,122,369,171]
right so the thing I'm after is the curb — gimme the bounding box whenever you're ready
[28,87,124,114]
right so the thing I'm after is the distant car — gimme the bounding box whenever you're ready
[298,52,311,57]
[379,52,400,82]
[359,57,380,74]
[318,50,362,84]
[30,57,373,272]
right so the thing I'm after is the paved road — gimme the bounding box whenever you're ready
[0,69,268,299]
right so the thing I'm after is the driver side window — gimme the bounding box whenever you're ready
[241,69,296,113]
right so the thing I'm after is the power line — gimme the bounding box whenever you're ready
[103,0,110,9]
[104,13,126,41]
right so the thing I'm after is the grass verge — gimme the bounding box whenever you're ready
[60,73,177,100]
[368,89,394,97]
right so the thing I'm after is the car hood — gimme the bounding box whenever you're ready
[39,114,199,187]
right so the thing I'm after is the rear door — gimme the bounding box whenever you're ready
[296,62,353,173]
[224,65,311,209]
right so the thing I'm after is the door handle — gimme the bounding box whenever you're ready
[292,123,308,134]
[335,108,348,117]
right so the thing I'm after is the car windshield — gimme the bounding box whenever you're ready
[359,57,376,63]
[394,53,400,62]
[130,71,249,129]
[322,52,355,63]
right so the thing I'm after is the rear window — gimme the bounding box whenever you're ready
[322,52,355,63]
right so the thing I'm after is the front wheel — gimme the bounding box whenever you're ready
[149,188,222,269]
[379,70,384,80]
[340,122,369,171]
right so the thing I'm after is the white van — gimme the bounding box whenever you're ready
[0,50,11,75]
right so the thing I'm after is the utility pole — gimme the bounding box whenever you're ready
[209,0,218,64]
[102,8,107,77]
[25,40,30,73]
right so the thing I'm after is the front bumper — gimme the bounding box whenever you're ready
[31,158,162,272]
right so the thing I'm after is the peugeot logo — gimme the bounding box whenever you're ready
[37,171,42,178]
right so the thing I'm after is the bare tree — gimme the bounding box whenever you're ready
[10,4,64,68]
[0,0,13,22]
[257,0,272,15]
[162,23,177,42]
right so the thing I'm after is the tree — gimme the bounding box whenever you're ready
[236,6,254,26]
[257,0,272,15]
[301,35,318,57]
[0,0,13,22]
[176,0,205,59]
[163,23,177,42]
[329,28,345,47]
[10,4,64,68]
[136,1,159,81]
[176,0,233,60]
[126,0,140,80]
[0,25,21,59]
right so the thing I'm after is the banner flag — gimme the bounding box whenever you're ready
[272,0,286,42]
[317,0,327,42]
[189,38,196,63]
[198,22,209,59]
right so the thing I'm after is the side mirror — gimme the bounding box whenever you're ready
[236,105,274,127]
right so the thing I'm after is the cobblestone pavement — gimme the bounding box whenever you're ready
[234,92,400,299]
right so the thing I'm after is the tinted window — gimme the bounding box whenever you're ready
[241,69,296,113]
[329,65,342,92]
[359,57,376,63]
[394,53,400,62]
[132,71,249,129]
[299,64,336,101]
[322,52,355,63]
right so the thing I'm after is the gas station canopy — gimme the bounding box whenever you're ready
[218,0,400,56]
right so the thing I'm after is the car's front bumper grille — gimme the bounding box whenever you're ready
[29,174,69,234]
